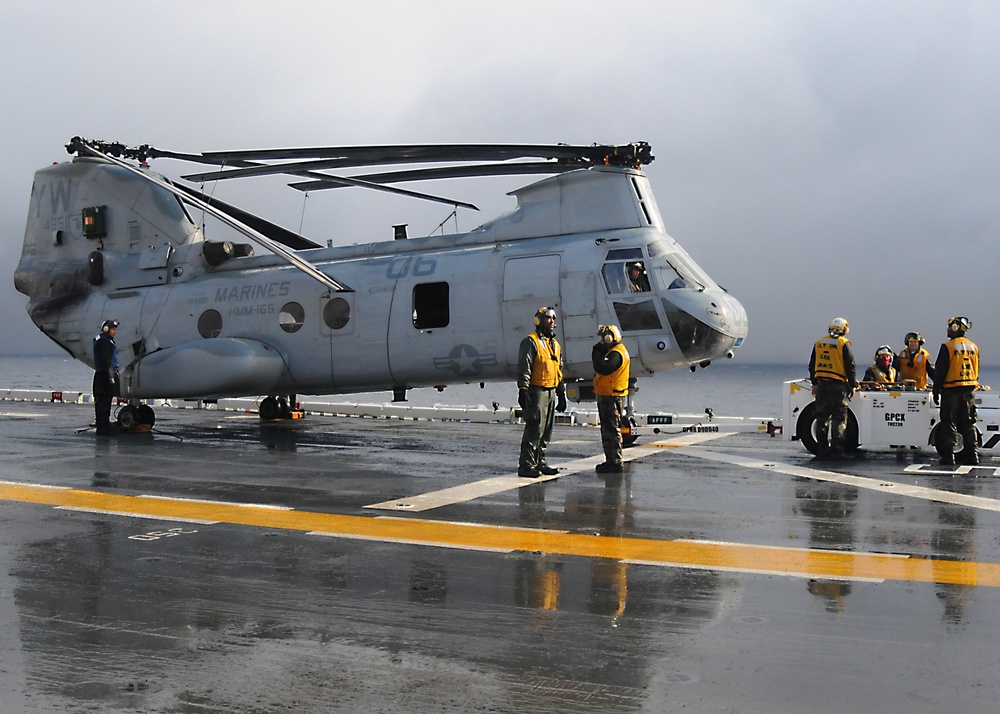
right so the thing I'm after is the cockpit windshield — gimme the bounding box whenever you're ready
[656,252,714,291]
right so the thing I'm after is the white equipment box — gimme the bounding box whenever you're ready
[783,379,1000,454]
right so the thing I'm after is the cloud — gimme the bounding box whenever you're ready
[3,1,1000,366]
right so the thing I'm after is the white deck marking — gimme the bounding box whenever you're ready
[365,431,731,511]
[55,506,219,524]
[687,449,1000,513]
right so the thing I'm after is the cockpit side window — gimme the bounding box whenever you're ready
[626,261,651,293]
[601,254,651,295]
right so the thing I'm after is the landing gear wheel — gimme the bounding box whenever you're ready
[137,404,155,426]
[259,396,280,420]
[795,402,860,456]
[117,405,139,430]
[621,416,639,447]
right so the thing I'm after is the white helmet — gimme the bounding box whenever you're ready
[828,317,849,337]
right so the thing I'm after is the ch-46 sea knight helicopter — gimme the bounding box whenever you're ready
[15,137,748,429]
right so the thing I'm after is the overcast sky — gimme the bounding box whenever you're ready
[3,1,999,366]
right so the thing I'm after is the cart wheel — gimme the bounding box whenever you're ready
[929,424,982,455]
[796,402,859,455]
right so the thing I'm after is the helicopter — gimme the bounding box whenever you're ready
[15,137,748,429]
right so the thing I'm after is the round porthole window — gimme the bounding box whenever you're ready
[279,302,305,333]
[323,297,351,330]
[198,309,222,338]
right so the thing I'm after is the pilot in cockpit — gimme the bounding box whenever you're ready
[627,262,650,293]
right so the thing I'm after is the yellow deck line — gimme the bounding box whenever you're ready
[2,480,999,588]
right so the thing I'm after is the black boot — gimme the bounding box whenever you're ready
[959,449,979,466]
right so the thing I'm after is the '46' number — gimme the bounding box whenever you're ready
[386,256,437,279]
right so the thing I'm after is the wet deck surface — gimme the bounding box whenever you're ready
[2,401,1000,713]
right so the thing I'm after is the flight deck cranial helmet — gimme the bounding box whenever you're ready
[598,324,622,344]
[904,331,924,346]
[948,316,972,337]
[875,345,894,363]
[828,317,849,337]
[533,307,556,326]
[101,319,119,334]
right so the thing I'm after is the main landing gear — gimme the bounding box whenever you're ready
[258,395,302,420]
[116,402,156,431]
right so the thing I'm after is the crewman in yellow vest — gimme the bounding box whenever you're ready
[592,324,630,474]
[863,345,898,386]
[517,307,567,478]
[932,317,980,466]
[808,317,858,459]
[894,331,935,389]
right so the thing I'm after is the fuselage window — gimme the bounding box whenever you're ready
[197,309,222,339]
[612,300,663,332]
[413,282,449,329]
[323,297,351,330]
[279,302,305,333]
[605,247,643,261]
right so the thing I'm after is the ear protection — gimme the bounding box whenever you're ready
[533,307,556,326]
[948,316,971,335]
[101,319,119,334]
[598,324,621,344]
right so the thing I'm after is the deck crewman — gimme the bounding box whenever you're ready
[933,317,979,466]
[895,332,935,389]
[592,324,630,474]
[808,317,858,459]
[517,307,567,478]
[93,319,121,436]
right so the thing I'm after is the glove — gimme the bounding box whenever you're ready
[933,393,940,406]
[518,389,529,411]
[556,391,567,413]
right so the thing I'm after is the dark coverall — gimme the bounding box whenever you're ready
[592,342,628,467]
[517,332,565,475]
[933,340,979,463]
[93,332,120,435]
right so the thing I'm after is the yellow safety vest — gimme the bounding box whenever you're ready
[868,363,897,384]
[942,337,979,389]
[813,335,850,383]
[528,332,563,388]
[898,347,931,388]
[593,343,630,396]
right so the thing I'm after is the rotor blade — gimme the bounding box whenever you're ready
[75,144,352,293]
[181,163,479,211]
[196,143,654,168]
[287,161,586,192]
[183,158,586,185]
[173,185,322,250]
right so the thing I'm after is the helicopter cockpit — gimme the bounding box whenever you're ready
[600,242,746,368]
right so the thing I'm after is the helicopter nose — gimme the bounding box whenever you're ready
[658,290,747,364]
